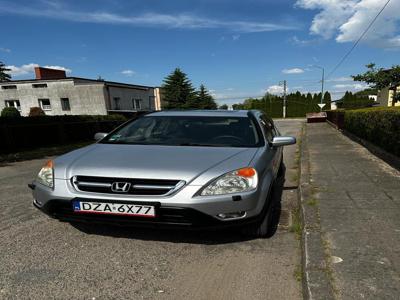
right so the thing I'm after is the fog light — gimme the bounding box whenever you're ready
[33,198,43,207]
[217,211,246,220]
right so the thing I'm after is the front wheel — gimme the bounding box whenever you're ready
[242,200,274,238]
[242,177,284,238]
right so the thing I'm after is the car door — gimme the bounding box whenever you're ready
[259,115,281,177]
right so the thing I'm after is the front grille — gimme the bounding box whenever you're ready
[72,176,184,196]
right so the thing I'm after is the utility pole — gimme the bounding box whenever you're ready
[279,80,287,118]
[321,67,325,105]
[312,65,325,111]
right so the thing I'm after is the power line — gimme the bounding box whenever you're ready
[326,0,392,79]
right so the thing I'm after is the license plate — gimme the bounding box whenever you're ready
[72,201,156,218]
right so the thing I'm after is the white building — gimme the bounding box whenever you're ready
[0,67,161,116]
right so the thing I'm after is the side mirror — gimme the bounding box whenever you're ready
[94,132,108,141]
[271,136,296,147]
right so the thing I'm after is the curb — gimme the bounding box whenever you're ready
[299,124,336,300]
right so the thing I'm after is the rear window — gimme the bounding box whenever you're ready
[101,116,261,147]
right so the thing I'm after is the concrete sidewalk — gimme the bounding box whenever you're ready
[301,123,400,300]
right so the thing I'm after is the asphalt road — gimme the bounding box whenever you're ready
[0,119,303,300]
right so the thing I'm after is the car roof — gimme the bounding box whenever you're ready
[146,110,256,117]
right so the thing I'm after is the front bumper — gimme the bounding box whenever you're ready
[33,198,262,229]
[31,176,271,229]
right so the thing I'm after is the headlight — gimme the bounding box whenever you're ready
[37,160,54,188]
[200,167,258,196]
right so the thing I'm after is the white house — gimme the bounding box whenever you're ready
[0,67,162,116]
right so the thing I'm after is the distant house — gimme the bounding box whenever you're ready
[375,68,400,107]
[0,67,162,116]
[377,85,400,107]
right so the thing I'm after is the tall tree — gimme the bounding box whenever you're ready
[352,63,400,106]
[161,68,195,109]
[187,84,217,109]
[323,92,332,110]
[0,61,11,82]
[219,104,228,110]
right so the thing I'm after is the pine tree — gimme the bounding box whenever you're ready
[323,92,332,110]
[188,84,217,109]
[0,61,11,82]
[161,68,195,109]
[306,93,313,102]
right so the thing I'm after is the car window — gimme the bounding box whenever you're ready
[101,116,261,147]
[259,115,275,143]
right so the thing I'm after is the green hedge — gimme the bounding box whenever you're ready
[0,114,126,125]
[0,114,128,154]
[344,107,400,157]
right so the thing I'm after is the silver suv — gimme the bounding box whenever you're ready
[30,110,295,237]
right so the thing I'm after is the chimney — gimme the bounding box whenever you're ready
[34,67,67,80]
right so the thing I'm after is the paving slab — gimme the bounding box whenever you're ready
[302,123,400,300]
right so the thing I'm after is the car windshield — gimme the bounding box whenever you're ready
[101,115,260,147]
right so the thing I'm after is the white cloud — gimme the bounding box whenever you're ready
[333,83,369,90]
[296,0,400,48]
[266,85,285,95]
[296,0,357,39]
[289,35,318,46]
[43,65,71,73]
[121,69,136,77]
[0,47,11,53]
[232,35,240,41]
[326,76,353,82]
[6,63,71,77]
[5,63,38,76]
[282,68,305,74]
[0,2,296,33]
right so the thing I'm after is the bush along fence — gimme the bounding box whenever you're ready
[0,115,127,154]
[327,107,400,157]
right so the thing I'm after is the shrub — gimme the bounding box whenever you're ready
[344,107,400,157]
[1,107,21,118]
[0,114,128,154]
[29,107,46,117]
[326,109,345,129]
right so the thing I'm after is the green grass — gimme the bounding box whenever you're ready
[306,199,318,206]
[294,264,303,282]
[289,207,302,239]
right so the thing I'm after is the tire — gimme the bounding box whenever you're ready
[242,163,285,238]
[242,193,275,238]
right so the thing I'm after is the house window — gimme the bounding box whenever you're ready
[5,100,21,111]
[61,98,71,111]
[113,97,121,110]
[134,99,142,110]
[39,98,51,110]
[1,85,17,90]
[32,83,48,88]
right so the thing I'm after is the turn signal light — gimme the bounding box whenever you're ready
[236,168,256,177]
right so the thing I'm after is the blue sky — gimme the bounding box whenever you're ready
[1,0,399,104]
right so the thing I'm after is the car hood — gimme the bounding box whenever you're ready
[55,144,258,184]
